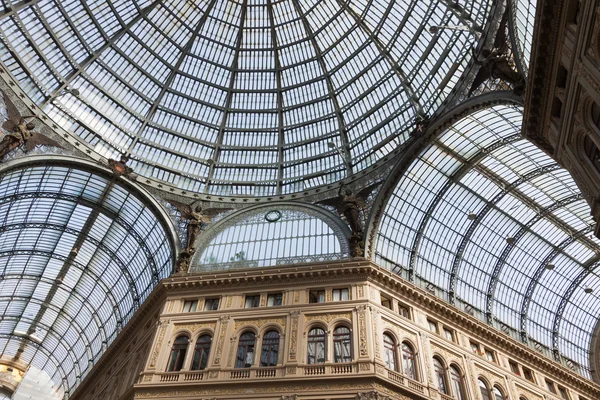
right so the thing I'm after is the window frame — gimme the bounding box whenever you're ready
[266,293,283,307]
[401,341,417,380]
[383,332,398,372]
[332,288,350,301]
[307,327,327,364]
[167,335,190,372]
[309,290,325,304]
[433,357,449,395]
[235,331,257,368]
[332,325,352,363]
[244,295,260,308]
[259,330,280,367]
[190,334,212,371]
[203,298,220,311]
[182,300,198,313]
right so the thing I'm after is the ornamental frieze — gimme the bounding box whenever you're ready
[173,322,216,333]
[305,312,351,324]
[233,316,287,330]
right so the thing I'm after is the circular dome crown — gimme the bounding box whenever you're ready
[1,0,489,196]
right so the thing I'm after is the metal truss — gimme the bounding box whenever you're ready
[0,191,161,283]
[486,193,585,323]
[448,162,581,303]
[551,254,600,361]
[409,133,521,284]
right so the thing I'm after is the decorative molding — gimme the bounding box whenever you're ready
[173,322,216,333]
[149,322,167,369]
[213,316,230,365]
[289,311,300,360]
[358,306,369,356]
[305,312,351,324]
[234,316,287,331]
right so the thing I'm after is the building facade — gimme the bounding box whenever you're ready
[69,261,600,400]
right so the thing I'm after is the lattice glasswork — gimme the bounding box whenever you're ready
[0,0,490,195]
[0,164,174,394]
[375,105,600,378]
[195,207,347,270]
[512,0,536,70]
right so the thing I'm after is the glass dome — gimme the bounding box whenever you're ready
[0,0,490,196]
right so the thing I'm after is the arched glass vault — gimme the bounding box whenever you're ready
[0,159,175,395]
[0,0,491,196]
[374,104,600,378]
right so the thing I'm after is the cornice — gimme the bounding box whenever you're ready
[522,0,566,155]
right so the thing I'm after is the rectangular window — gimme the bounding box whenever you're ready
[427,320,438,333]
[484,348,496,363]
[244,295,260,308]
[267,293,283,306]
[309,290,325,303]
[203,298,219,311]
[182,300,198,313]
[558,386,569,400]
[509,360,520,375]
[522,366,535,382]
[470,341,480,355]
[398,303,411,319]
[546,379,557,394]
[443,327,454,342]
[332,288,349,301]
[381,296,392,309]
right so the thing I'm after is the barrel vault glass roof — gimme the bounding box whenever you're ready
[0,0,490,196]
[375,105,600,378]
[0,163,174,395]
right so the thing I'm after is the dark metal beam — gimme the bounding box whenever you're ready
[519,227,596,345]
[291,0,353,176]
[204,0,248,193]
[40,0,163,108]
[551,254,600,361]
[408,133,521,283]
[126,0,218,156]
[486,194,585,323]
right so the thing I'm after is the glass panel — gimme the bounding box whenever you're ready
[191,335,212,370]
[307,328,326,364]
[260,331,280,367]
[383,334,397,371]
[479,379,491,400]
[167,336,189,372]
[333,327,352,363]
[235,332,256,368]
[401,343,416,380]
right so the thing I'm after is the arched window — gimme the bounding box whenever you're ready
[383,333,398,371]
[235,331,256,368]
[492,386,505,400]
[479,379,491,400]
[450,365,466,400]
[401,342,417,380]
[190,334,211,370]
[583,135,600,173]
[433,357,449,394]
[167,336,189,372]
[333,326,352,363]
[307,327,326,364]
[260,330,280,367]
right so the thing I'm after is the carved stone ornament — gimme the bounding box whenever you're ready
[305,312,351,324]
[213,316,230,365]
[356,391,389,400]
[234,316,287,330]
[357,306,368,356]
[149,322,167,368]
[289,311,300,360]
[173,322,216,333]
[281,395,297,400]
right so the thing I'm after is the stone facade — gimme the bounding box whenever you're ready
[69,260,600,400]
[524,0,600,237]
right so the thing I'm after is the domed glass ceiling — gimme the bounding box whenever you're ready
[0,162,174,395]
[375,105,600,378]
[0,0,490,196]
